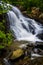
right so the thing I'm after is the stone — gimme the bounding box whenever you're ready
[10,49,24,59]
[39,13,43,19]
[31,7,40,17]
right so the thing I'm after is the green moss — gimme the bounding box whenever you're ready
[0,45,5,49]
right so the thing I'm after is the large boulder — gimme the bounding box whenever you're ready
[10,49,24,60]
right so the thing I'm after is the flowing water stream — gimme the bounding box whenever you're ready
[0,1,43,43]
[7,5,43,43]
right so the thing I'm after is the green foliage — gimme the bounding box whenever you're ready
[0,1,13,49]
[0,31,6,43]
[0,22,5,31]
[0,1,11,14]
[6,32,13,46]
[1,0,43,12]
[0,30,13,47]
[0,45,5,49]
[22,0,43,11]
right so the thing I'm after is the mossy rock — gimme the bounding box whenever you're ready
[10,49,24,59]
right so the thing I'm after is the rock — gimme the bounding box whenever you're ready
[39,13,43,19]
[36,33,43,40]
[22,11,27,15]
[10,49,24,59]
[26,7,43,24]
[31,7,40,16]
[5,14,10,33]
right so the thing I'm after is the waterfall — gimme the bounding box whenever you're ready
[7,5,43,43]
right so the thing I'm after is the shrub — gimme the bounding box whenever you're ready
[0,1,13,49]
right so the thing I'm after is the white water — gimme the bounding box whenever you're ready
[3,58,10,65]
[7,5,43,43]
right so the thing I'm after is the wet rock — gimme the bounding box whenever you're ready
[10,49,24,60]
[36,33,43,40]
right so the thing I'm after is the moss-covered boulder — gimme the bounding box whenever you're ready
[10,49,24,60]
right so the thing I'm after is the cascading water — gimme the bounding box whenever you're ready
[7,5,43,43]
[0,1,43,43]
